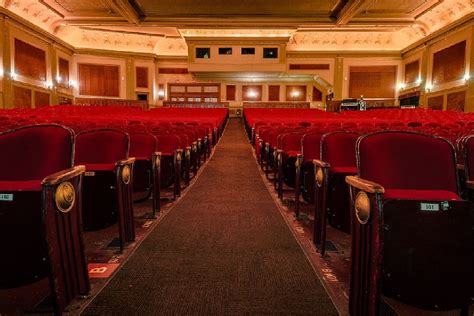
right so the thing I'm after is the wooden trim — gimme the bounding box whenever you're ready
[345,175,385,194]
[42,166,86,186]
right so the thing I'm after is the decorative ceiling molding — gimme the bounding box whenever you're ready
[0,0,472,57]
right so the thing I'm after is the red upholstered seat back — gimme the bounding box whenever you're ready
[0,125,73,181]
[321,132,360,170]
[282,133,303,153]
[302,132,324,162]
[465,136,474,181]
[129,132,157,159]
[156,134,180,155]
[358,131,458,193]
[74,129,128,164]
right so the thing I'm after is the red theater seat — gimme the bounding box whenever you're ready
[75,129,135,251]
[156,133,182,199]
[129,132,161,215]
[294,132,324,217]
[313,131,360,255]
[0,125,89,314]
[346,131,471,315]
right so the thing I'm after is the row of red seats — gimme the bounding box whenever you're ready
[245,108,473,315]
[0,106,228,314]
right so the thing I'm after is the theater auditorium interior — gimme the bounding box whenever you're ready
[0,0,473,315]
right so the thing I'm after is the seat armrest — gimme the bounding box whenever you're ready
[42,165,86,187]
[116,157,136,167]
[345,175,385,194]
[313,159,330,169]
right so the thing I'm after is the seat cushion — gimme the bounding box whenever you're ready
[84,163,116,171]
[331,166,357,174]
[384,189,461,201]
[0,180,42,191]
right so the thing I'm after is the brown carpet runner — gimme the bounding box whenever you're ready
[83,118,337,315]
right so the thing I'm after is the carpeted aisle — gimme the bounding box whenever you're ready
[83,118,337,315]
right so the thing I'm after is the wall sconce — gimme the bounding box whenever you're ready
[56,75,62,83]
[69,80,77,88]
[158,89,165,98]
[0,68,3,78]
[247,90,258,98]
[10,71,17,80]
[45,81,54,89]
[398,83,406,90]
[425,83,432,92]
[416,77,422,85]
[463,73,471,82]
[290,90,301,98]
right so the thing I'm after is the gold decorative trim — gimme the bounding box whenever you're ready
[316,168,324,187]
[176,151,182,162]
[155,155,161,169]
[122,165,131,184]
[355,191,371,225]
[55,181,75,213]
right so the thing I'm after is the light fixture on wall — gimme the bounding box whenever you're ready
[45,81,54,89]
[247,89,258,99]
[158,89,165,98]
[69,80,77,88]
[463,73,471,82]
[10,71,17,80]
[425,83,432,92]
[0,68,3,77]
[416,77,422,85]
[290,90,301,99]
[398,83,406,90]
[56,75,62,83]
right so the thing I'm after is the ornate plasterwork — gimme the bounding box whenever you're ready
[0,0,473,56]
[179,29,296,38]
[287,31,398,51]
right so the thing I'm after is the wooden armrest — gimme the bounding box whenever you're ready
[345,175,385,194]
[116,157,136,167]
[42,165,86,186]
[313,159,330,168]
[467,180,474,190]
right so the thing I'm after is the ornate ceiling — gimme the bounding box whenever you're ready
[0,0,472,56]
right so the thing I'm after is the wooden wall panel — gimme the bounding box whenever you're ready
[286,85,307,101]
[432,41,466,85]
[58,58,70,88]
[136,67,148,88]
[14,39,46,81]
[312,86,323,101]
[404,60,419,84]
[268,85,280,101]
[13,86,32,108]
[242,85,262,101]
[34,91,50,108]
[226,85,236,101]
[78,64,119,97]
[446,91,466,112]
[349,66,396,98]
[427,95,443,110]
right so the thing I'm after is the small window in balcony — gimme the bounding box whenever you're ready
[219,47,233,55]
[263,47,278,59]
[241,48,255,55]
[196,48,210,59]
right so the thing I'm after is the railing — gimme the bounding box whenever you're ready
[243,102,310,109]
[74,98,148,110]
[163,102,229,108]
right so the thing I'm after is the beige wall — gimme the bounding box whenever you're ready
[402,25,473,111]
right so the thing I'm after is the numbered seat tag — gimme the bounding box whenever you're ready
[0,193,13,201]
[420,203,440,212]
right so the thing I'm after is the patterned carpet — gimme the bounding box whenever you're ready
[83,118,337,315]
